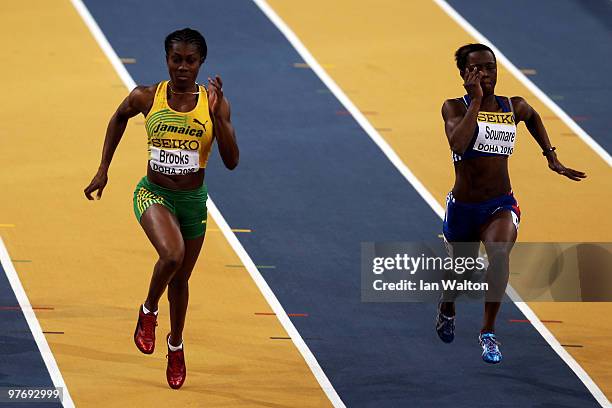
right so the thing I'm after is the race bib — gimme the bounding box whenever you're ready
[473,112,516,156]
[149,147,200,175]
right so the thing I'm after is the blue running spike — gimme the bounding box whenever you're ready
[479,332,502,364]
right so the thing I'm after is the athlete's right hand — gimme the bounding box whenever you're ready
[84,169,108,200]
[463,67,483,103]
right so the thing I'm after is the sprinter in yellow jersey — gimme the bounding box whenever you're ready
[84,28,239,389]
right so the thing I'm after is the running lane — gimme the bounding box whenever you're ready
[447,0,612,155]
[83,1,602,406]
[0,0,331,406]
[267,0,612,403]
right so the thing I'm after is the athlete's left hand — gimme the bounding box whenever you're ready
[208,75,227,118]
[547,155,587,181]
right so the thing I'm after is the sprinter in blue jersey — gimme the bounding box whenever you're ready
[436,43,585,363]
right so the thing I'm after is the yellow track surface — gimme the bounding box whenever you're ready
[267,0,612,398]
[0,1,330,406]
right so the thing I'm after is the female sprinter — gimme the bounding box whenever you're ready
[436,43,585,364]
[84,28,239,388]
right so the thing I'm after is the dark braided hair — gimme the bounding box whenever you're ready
[454,43,495,71]
[164,28,207,61]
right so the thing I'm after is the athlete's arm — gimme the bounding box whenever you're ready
[512,96,586,181]
[84,86,154,200]
[442,67,482,154]
[208,75,239,170]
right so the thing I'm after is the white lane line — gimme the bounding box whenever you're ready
[253,0,445,220]
[505,288,611,407]
[433,0,611,167]
[255,0,611,407]
[206,200,346,407]
[69,1,345,407]
[0,237,75,407]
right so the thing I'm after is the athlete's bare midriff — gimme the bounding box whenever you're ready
[146,166,205,190]
[452,156,511,202]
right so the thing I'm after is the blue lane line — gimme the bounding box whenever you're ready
[82,1,599,406]
[447,0,612,155]
[0,263,61,408]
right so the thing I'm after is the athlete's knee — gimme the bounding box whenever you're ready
[158,246,185,272]
[486,246,511,271]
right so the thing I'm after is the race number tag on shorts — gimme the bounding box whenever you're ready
[149,147,200,175]
[474,112,516,156]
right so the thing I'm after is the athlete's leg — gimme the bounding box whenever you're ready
[480,210,517,333]
[140,204,185,312]
[441,192,481,317]
[167,235,204,347]
[440,240,480,316]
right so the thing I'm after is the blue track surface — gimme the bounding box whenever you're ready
[79,1,601,406]
[0,263,61,407]
[447,0,612,155]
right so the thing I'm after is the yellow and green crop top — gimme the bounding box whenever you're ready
[145,81,214,175]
